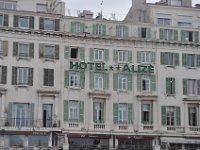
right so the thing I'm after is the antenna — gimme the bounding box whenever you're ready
[100,0,103,19]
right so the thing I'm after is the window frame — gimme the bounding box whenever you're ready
[118,74,127,91]
[19,16,29,29]
[142,104,152,124]
[157,18,171,26]
[141,75,151,92]
[18,43,30,58]
[94,102,104,123]
[187,79,197,96]
[0,40,3,55]
[185,54,196,67]
[118,104,128,124]
[44,45,55,59]
[69,71,80,88]
[43,18,55,31]
[118,50,127,63]
[188,105,198,126]
[141,51,151,63]
[0,1,17,10]
[163,29,173,41]
[163,52,176,66]
[70,47,79,59]
[94,49,104,61]
[68,101,79,121]
[166,106,176,126]
[17,67,29,85]
[96,24,103,35]
[94,73,103,90]
[0,14,3,26]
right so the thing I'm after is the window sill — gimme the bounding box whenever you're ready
[185,66,197,69]
[17,56,31,61]
[93,60,104,63]
[164,65,176,68]
[42,58,55,62]
[67,86,81,90]
[117,61,128,64]
[166,94,176,96]
[185,94,198,97]
[116,89,128,93]
[15,84,29,88]
[70,58,81,61]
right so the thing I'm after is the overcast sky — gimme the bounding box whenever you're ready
[64,0,199,20]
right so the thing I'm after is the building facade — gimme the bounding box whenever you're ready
[0,0,200,149]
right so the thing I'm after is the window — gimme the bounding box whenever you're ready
[159,29,178,41]
[0,14,3,26]
[157,18,171,26]
[188,106,198,126]
[138,27,151,38]
[166,78,175,95]
[95,49,104,61]
[19,16,29,28]
[142,104,152,124]
[44,45,55,59]
[181,31,193,42]
[118,104,128,124]
[71,22,84,33]
[93,102,104,123]
[43,69,54,86]
[0,41,2,55]
[141,52,151,63]
[118,51,127,63]
[178,22,192,28]
[0,14,8,27]
[187,79,197,95]
[166,106,176,126]
[161,52,179,66]
[70,47,78,59]
[164,29,173,40]
[40,18,60,31]
[68,101,79,121]
[116,25,128,37]
[94,73,103,89]
[36,3,47,12]
[17,68,29,85]
[184,54,195,67]
[93,24,106,35]
[18,43,29,57]
[137,51,155,64]
[0,1,17,10]
[118,75,127,91]
[0,66,7,84]
[69,72,79,88]
[142,76,150,91]
[45,19,54,30]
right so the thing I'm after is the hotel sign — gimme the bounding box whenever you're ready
[70,61,154,73]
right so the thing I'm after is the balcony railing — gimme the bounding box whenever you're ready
[166,126,185,133]
[188,126,200,132]
[143,124,154,130]
[94,123,106,129]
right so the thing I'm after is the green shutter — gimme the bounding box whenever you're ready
[137,51,141,63]
[2,41,8,56]
[64,100,69,122]
[13,42,18,56]
[147,28,151,38]
[151,52,156,64]
[174,30,178,41]
[194,31,199,43]
[196,55,200,67]
[182,54,186,66]
[64,46,70,59]
[128,104,133,124]
[151,75,156,91]
[124,26,128,37]
[93,103,97,122]
[103,72,109,90]
[138,27,141,38]
[80,23,85,32]
[79,101,84,122]
[137,74,142,91]
[128,51,132,63]
[113,50,118,62]
[29,103,34,126]
[160,52,165,65]
[101,103,105,123]
[89,48,94,61]
[166,78,170,95]
[102,25,106,35]
[172,78,175,94]
[183,79,188,95]
[176,107,181,126]
[90,72,94,89]
[181,31,185,42]
[80,71,85,89]
[175,53,179,66]
[113,103,118,124]
[116,25,120,36]
[197,80,200,95]
[159,28,164,40]
[104,49,109,62]
[127,74,132,91]
[79,47,85,60]
[161,106,167,125]
[64,71,69,87]
[113,73,118,91]
[93,24,96,34]
[71,22,75,32]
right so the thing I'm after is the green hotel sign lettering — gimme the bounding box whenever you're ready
[70,61,154,73]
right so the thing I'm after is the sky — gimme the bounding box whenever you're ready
[64,0,199,20]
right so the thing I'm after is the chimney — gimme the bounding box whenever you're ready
[182,0,192,7]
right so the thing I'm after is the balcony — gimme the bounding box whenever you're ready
[185,126,200,132]
[143,124,154,131]
[166,126,185,133]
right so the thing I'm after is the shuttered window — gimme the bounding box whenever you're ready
[166,78,175,95]
[14,15,34,29]
[160,52,179,66]
[0,40,8,56]
[116,25,128,37]
[90,48,109,62]
[142,104,153,124]
[182,53,200,68]
[0,14,8,26]
[43,69,54,87]
[71,22,84,33]
[13,42,34,58]
[137,51,155,64]
[39,17,60,31]
[138,27,151,38]
[137,74,156,92]
[113,73,132,91]
[159,29,178,41]
[93,24,106,35]
[63,100,84,122]
[181,31,199,43]
[183,79,200,96]
[93,102,105,123]
[90,72,109,90]
[0,66,7,84]
[64,46,85,60]
[39,44,59,60]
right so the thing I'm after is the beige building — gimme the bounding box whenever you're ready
[0,0,200,149]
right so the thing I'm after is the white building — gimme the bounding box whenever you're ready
[0,0,200,149]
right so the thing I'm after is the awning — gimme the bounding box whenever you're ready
[67,133,111,139]
[116,135,154,140]
[161,137,200,144]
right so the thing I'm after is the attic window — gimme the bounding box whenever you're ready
[36,3,47,12]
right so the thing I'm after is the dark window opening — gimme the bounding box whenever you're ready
[189,32,193,42]
[71,48,78,59]
[141,28,147,38]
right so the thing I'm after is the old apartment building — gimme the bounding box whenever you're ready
[0,0,200,149]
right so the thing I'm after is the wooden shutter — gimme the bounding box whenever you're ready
[93,103,97,123]
[64,46,70,59]
[175,53,179,66]
[79,47,85,60]
[166,78,171,94]
[103,72,109,90]
[3,14,8,26]
[12,67,17,85]
[196,55,200,67]
[28,68,33,86]
[29,16,34,29]
[137,74,142,91]
[151,52,156,64]
[183,79,188,95]
[2,41,8,56]
[79,101,84,122]
[39,18,44,30]
[64,100,69,122]
[101,103,105,123]
[116,25,120,36]
[138,27,142,38]
[174,30,178,41]
[80,71,85,89]
[13,42,18,56]
[71,22,75,32]
[159,28,164,40]
[128,104,133,124]
[147,28,151,38]
[90,72,94,89]
[113,50,118,62]
[194,31,199,43]
[151,75,156,91]
[55,19,60,31]
[49,69,54,86]
[89,48,94,61]
[29,43,34,58]
[13,15,19,27]
[29,103,34,126]
[113,73,118,91]
[127,74,132,91]
[55,45,59,59]
[113,103,118,124]
[182,54,186,66]
[8,102,13,126]
[137,51,141,63]
[176,107,181,126]
[124,26,128,37]
[160,52,165,65]
[64,71,69,87]
[1,66,7,84]
[43,69,48,86]
[161,106,167,125]
[128,51,132,63]
[93,24,96,34]
[181,31,185,42]
[102,25,106,35]
[39,44,44,58]
[104,49,109,62]
[197,80,200,95]
[80,23,85,32]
